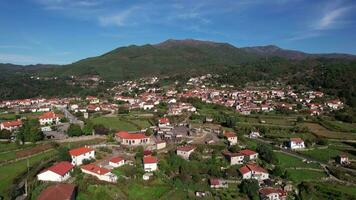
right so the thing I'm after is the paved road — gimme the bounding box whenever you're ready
[61,107,84,128]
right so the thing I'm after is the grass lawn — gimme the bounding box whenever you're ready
[126,179,171,200]
[91,116,140,131]
[300,146,356,162]
[77,185,126,200]
[0,142,34,153]
[319,119,356,133]
[0,150,56,197]
[0,151,16,162]
[286,169,327,183]
[275,152,321,169]
[300,182,356,200]
[0,113,16,120]
[303,122,356,140]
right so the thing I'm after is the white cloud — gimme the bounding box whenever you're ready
[315,6,352,30]
[98,6,139,27]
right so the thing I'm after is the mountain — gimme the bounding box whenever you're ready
[3,39,356,81]
[43,39,261,80]
[241,45,356,60]
[37,39,355,81]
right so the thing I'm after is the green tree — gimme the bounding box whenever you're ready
[256,143,277,164]
[57,146,71,161]
[82,121,94,135]
[17,119,44,143]
[239,179,259,199]
[67,124,83,137]
[145,128,153,136]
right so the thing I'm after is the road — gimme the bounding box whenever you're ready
[61,107,84,128]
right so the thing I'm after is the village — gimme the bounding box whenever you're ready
[0,75,355,200]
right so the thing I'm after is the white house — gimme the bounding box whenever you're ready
[337,154,350,165]
[0,119,22,131]
[209,178,228,189]
[289,138,305,150]
[81,164,117,183]
[224,151,245,165]
[224,131,238,145]
[116,131,150,146]
[38,112,60,126]
[249,131,261,138]
[239,149,258,161]
[176,145,196,160]
[37,161,74,182]
[69,146,95,166]
[239,164,269,181]
[259,187,287,200]
[224,149,258,165]
[143,156,158,172]
[156,141,166,150]
[109,156,125,168]
[158,117,170,127]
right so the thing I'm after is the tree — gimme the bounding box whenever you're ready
[82,121,94,135]
[93,124,109,135]
[67,124,83,137]
[272,166,284,177]
[239,179,259,199]
[228,144,240,153]
[17,119,44,143]
[57,146,71,161]
[0,130,11,139]
[256,143,277,164]
[118,106,129,114]
[145,128,153,136]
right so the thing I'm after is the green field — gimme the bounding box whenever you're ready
[0,150,56,197]
[303,122,356,140]
[286,169,327,183]
[275,151,321,169]
[77,178,172,200]
[91,116,151,131]
[0,151,16,162]
[319,119,356,133]
[77,185,126,200]
[300,182,356,200]
[300,146,356,162]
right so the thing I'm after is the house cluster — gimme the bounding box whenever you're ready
[37,146,120,183]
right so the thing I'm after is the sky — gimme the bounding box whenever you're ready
[0,0,355,65]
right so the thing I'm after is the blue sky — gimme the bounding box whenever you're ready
[0,0,355,65]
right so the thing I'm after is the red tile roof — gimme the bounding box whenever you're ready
[116,131,148,140]
[159,117,169,124]
[109,156,124,163]
[39,112,58,119]
[37,183,75,200]
[69,147,93,156]
[1,119,22,128]
[81,164,111,175]
[224,131,236,138]
[259,187,287,197]
[290,137,304,143]
[43,161,74,176]
[239,149,257,156]
[239,164,267,174]
[143,156,158,164]
[177,145,195,152]
[239,165,250,175]
[209,178,221,186]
